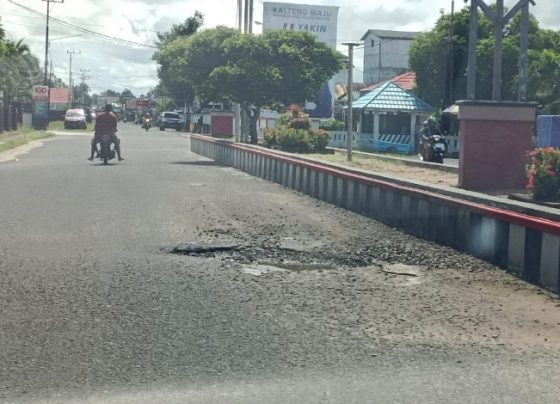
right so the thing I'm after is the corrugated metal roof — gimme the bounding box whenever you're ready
[361,29,420,41]
[351,81,434,112]
[360,71,417,93]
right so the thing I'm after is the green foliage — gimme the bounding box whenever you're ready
[155,11,204,47]
[409,6,560,111]
[50,74,67,88]
[264,105,329,152]
[72,82,92,107]
[527,147,560,201]
[0,33,42,101]
[263,128,277,147]
[152,12,205,108]
[310,129,330,149]
[276,105,311,130]
[319,119,345,131]
[153,26,344,141]
[0,131,52,154]
[276,128,311,150]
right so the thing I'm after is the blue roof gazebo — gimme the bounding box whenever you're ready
[349,81,435,153]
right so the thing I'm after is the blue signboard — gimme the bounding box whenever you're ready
[33,101,49,119]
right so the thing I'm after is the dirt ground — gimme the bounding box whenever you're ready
[311,153,459,188]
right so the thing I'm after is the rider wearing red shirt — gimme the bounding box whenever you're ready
[88,104,124,161]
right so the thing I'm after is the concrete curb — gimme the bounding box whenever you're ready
[191,134,560,294]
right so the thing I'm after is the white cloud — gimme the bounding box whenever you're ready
[1,0,557,95]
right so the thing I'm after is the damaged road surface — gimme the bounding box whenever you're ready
[1,127,560,403]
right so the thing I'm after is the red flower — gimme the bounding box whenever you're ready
[544,147,555,154]
[528,150,538,157]
[546,170,556,177]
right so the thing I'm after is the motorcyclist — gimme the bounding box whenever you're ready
[419,116,441,161]
[88,104,124,161]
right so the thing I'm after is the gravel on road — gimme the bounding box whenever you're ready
[1,126,559,403]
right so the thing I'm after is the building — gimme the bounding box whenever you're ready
[48,88,70,120]
[350,81,435,154]
[362,29,420,85]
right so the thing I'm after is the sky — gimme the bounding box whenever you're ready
[1,0,558,96]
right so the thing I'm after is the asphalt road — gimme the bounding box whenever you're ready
[1,123,560,404]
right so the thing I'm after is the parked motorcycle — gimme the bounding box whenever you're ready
[98,134,116,165]
[142,118,152,132]
[419,134,447,164]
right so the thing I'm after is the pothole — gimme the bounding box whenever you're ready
[170,243,241,256]
[241,264,288,276]
[380,263,424,277]
[240,261,336,276]
[378,263,425,286]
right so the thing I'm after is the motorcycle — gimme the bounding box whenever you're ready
[142,118,152,132]
[98,134,116,165]
[420,134,447,164]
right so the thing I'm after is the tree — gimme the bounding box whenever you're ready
[176,28,343,142]
[156,11,204,47]
[0,34,42,101]
[50,74,67,88]
[152,11,205,111]
[409,4,560,110]
[73,82,92,107]
[100,89,120,97]
[120,88,135,99]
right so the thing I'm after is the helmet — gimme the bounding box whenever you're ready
[104,104,113,112]
[427,116,437,126]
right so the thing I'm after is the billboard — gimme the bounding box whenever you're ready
[263,2,339,118]
[263,2,339,47]
[125,99,137,110]
[32,85,49,101]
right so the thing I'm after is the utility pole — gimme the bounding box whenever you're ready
[233,0,243,142]
[248,0,254,34]
[80,68,91,106]
[67,50,80,108]
[447,0,455,106]
[42,0,64,85]
[343,42,361,162]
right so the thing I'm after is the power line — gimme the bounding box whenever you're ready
[7,0,158,49]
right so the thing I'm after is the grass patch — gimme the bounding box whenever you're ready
[316,153,406,168]
[47,120,93,132]
[309,152,458,188]
[0,128,53,154]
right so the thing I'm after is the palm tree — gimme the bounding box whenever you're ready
[0,38,40,100]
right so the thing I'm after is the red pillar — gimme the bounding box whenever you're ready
[457,101,537,192]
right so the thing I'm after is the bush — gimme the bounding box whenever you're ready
[277,104,311,131]
[263,128,277,147]
[319,119,345,131]
[310,129,330,150]
[527,147,560,201]
[277,128,311,150]
[262,105,329,152]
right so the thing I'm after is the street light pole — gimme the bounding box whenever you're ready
[67,50,80,108]
[343,42,361,162]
